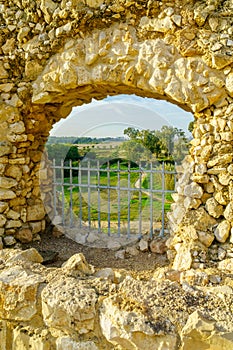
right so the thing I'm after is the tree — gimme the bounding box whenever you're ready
[122,126,189,161]
[46,144,81,164]
[65,145,81,162]
[120,140,151,162]
[124,128,162,157]
[188,121,194,133]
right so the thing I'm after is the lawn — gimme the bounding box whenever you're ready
[54,161,175,230]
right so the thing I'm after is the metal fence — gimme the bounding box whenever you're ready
[51,159,177,238]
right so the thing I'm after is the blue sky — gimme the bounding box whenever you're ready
[51,95,193,137]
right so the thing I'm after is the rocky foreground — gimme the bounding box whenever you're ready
[0,248,232,349]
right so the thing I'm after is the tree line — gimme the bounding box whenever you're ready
[46,126,190,165]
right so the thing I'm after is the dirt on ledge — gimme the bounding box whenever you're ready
[22,233,169,278]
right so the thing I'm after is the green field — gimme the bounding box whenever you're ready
[55,162,175,229]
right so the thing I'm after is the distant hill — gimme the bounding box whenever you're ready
[47,136,125,145]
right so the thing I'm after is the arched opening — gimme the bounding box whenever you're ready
[37,92,193,268]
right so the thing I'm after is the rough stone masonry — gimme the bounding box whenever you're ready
[1,0,233,270]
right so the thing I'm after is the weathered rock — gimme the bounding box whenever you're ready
[94,268,115,281]
[139,239,148,252]
[184,182,203,199]
[205,198,224,218]
[100,296,178,349]
[224,202,233,221]
[13,327,54,350]
[42,277,97,334]
[126,246,139,256]
[180,270,209,286]
[15,228,33,243]
[150,238,167,254]
[107,240,121,251]
[56,337,99,350]
[172,244,192,271]
[3,235,17,246]
[0,248,43,264]
[61,253,94,277]
[218,258,233,272]
[115,249,126,259]
[27,204,45,222]
[198,231,215,247]
[0,189,16,200]
[0,265,44,321]
[181,310,233,350]
[214,220,231,243]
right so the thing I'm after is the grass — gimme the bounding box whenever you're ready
[55,162,175,226]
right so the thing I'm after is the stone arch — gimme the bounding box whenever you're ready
[1,0,233,269]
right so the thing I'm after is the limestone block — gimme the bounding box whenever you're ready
[139,16,174,33]
[0,214,6,228]
[0,265,44,321]
[0,63,8,79]
[30,221,42,234]
[195,163,207,175]
[221,131,233,142]
[5,165,22,181]
[224,202,233,222]
[25,60,44,80]
[184,182,203,199]
[94,268,115,281]
[218,258,233,272]
[5,220,22,229]
[6,209,19,220]
[180,270,209,286]
[86,0,104,8]
[150,239,167,254]
[181,310,227,350]
[100,297,177,349]
[61,253,95,277]
[184,207,217,231]
[13,327,53,350]
[9,121,25,134]
[15,228,33,243]
[184,197,201,209]
[207,154,232,168]
[42,277,97,334]
[172,244,192,271]
[56,337,99,350]
[40,0,58,22]
[191,174,209,183]
[0,202,8,213]
[207,333,233,350]
[7,133,27,143]
[205,198,224,218]
[27,204,45,222]
[230,228,233,244]
[214,191,228,205]
[214,220,231,243]
[139,239,148,252]
[0,142,12,157]
[0,248,43,264]
[0,177,17,189]
[3,236,16,246]
[198,231,215,247]
[56,23,72,38]
[226,72,233,97]
[212,53,233,69]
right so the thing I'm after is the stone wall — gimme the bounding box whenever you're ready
[1,0,233,267]
[0,248,232,350]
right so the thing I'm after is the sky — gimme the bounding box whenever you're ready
[51,94,193,137]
